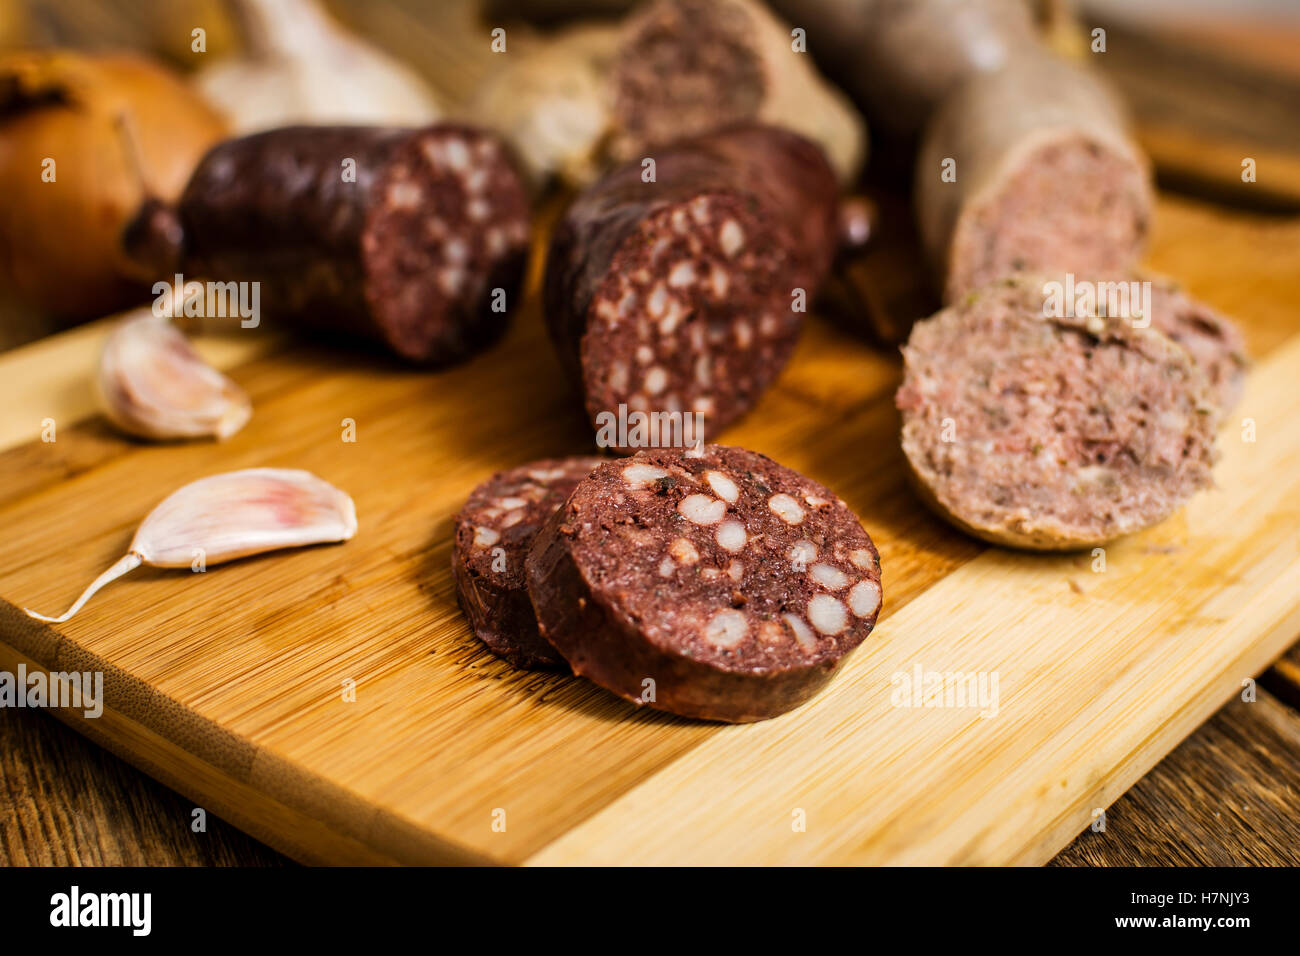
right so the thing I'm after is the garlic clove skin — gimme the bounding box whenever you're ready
[97,309,252,441]
[131,468,358,567]
[24,468,356,623]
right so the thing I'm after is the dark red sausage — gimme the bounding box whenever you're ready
[125,125,530,364]
[544,124,839,450]
[525,445,883,722]
[452,457,605,669]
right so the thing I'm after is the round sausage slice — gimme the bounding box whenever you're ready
[896,276,1218,550]
[453,457,604,669]
[916,51,1153,304]
[525,445,883,722]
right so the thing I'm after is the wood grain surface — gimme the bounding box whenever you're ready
[1051,689,1300,866]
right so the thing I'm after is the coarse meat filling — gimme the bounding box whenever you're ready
[897,279,1217,545]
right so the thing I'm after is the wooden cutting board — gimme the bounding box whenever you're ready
[1,193,1298,865]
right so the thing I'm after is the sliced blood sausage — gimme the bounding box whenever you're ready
[916,51,1153,304]
[544,123,839,450]
[124,125,530,364]
[895,276,1218,550]
[452,457,604,669]
[525,445,883,722]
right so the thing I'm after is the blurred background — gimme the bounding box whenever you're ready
[0,0,1298,351]
[1,0,1298,869]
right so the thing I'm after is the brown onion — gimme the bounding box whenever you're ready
[0,50,226,321]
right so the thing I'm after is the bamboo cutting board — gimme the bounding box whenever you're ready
[0,194,1298,866]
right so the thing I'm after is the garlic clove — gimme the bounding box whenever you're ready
[97,309,252,441]
[24,468,356,624]
[131,468,358,567]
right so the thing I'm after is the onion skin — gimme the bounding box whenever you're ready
[0,51,226,321]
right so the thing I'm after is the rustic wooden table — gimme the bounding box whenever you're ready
[3,0,1298,866]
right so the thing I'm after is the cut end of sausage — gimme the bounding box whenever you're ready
[947,132,1151,303]
[525,444,883,722]
[452,456,604,669]
[896,276,1218,550]
[610,0,767,161]
[579,192,800,447]
[362,127,531,363]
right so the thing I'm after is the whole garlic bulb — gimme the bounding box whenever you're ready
[195,0,443,133]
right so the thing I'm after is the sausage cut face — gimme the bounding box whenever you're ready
[896,278,1218,549]
[526,445,883,722]
[579,194,800,438]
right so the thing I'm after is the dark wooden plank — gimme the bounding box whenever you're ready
[1261,644,1300,712]
[1051,687,1300,866]
[1,705,287,866]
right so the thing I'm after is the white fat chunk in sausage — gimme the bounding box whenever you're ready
[659,300,684,335]
[623,463,668,487]
[443,138,471,171]
[709,266,729,297]
[647,283,668,318]
[848,579,881,618]
[719,219,745,257]
[658,555,676,578]
[467,198,492,221]
[789,540,817,569]
[668,261,696,288]
[727,559,745,582]
[670,537,700,564]
[848,549,876,571]
[387,181,423,209]
[807,594,848,635]
[679,494,726,525]
[500,510,524,529]
[705,470,739,503]
[715,520,747,552]
[810,563,849,590]
[735,320,753,348]
[473,526,500,548]
[644,367,668,395]
[759,620,785,644]
[440,267,465,295]
[496,497,528,509]
[769,493,806,524]
[704,608,748,649]
[444,237,469,264]
[783,613,817,652]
